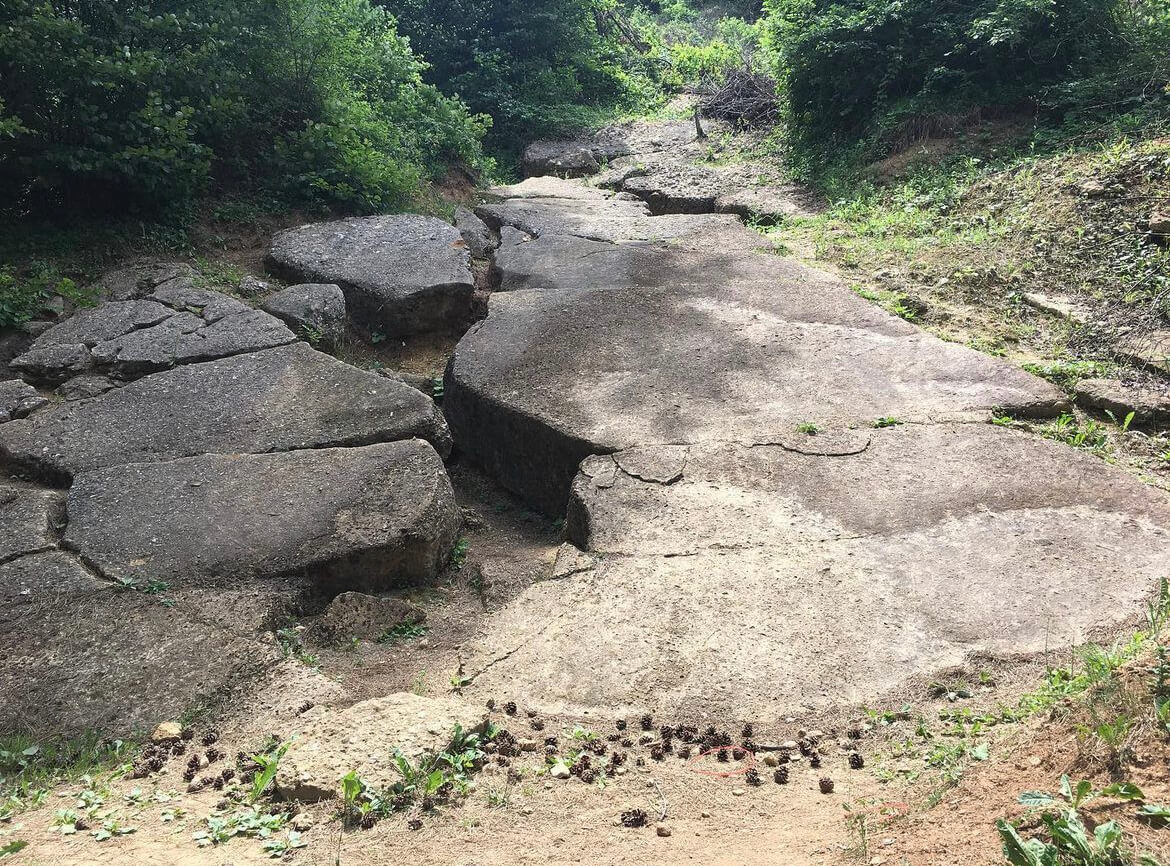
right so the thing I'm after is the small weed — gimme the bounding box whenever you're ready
[796,422,820,435]
[275,626,318,667]
[193,806,291,848]
[377,622,429,645]
[1041,413,1111,455]
[449,537,470,570]
[248,740,291,803]
[411,672,429,696]
[873,416,903,428]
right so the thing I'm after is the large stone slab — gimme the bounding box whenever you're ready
[0,484,64,563]
[267,216,474,338]
[464,425,1170,719]
[275,692,488,801]
[445,281,1066,514]
[0,342,451,481]
[10,289,297,384]
[476,187,744,246]
[65,441,461,591]
[0,582,284,735]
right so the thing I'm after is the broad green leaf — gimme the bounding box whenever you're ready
[1101,781,1144,801]
[1018,791,1058,808]
[996,819,1044,866]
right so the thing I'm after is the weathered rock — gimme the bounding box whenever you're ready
[1149,212,1170,236]
[9,342,93,385]
[65,440,460,590]
[1022,292,1092,325]
[56,375,117,401]
[0,550,103,610]
[267,216,474,338]
[311,592,427,644]
[1075,378,1170,424]
[466,425,1170,719]
[476,186,743,245]
[445,281,1066,514]
[92,262,198,301]
[0,484,64,562]
[623,168,720,214]
[275,693,488,801]
[522,141,604,178]
[0,584,281,735]
[0,379,47,422]
[262,283,347,349]
[455,206,498,258]
[10,290,297,383]
[0,342,452,481]
[715,188,816,221]
[1118,329,1170,375]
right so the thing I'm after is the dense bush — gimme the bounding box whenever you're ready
[0,0,488,216]
[763,0,1170,161]
[381,0,636,159]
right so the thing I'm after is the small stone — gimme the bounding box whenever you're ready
[731,788,745,797]
[1149,212,1170,236]
[519,739,538,752]
[763,754,778,767]
[1079,179,1106,197]
[151,721,183,742]
[550,762,571,779]
[656,823,672,837]
[291,814,313,832]
[700,811,711,818]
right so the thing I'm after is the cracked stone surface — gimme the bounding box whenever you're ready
[275,693,488,801]
[446,132,1170,728]
[267,215,474,338]
[0,581,286,734]
[0,379,47,422]
[10,287,297,384]
[65,441,460,591]
[0,341,451,481]
[464,425,1170,719]
[0,483,63,563]
[445,280,1066,514]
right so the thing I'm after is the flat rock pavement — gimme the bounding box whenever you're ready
[447,137,1170,723]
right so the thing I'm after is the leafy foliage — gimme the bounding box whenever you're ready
[381,0,636,160]
[0,0,488,216]
[998,776,1159,866]
[761,0,1170,173]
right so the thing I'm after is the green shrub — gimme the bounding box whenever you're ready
[762,0,1170,171]
[0,0,488,216]
[381,0,636,160]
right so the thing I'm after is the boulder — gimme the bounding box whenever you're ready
[0,379,47,422]
[1075,378,1170,424]
[310,592,427,644]
[445,280,1066,514]
[267,216,474,338]
[0,484,63,563]
[464,425,1170,719]
[10,290,297,384]
[1149,212,1170,236]
[275,692,488,801]
[521,141,602,178]
[65,440,461,591]
[0,342,452,481]
[262,283,347,350]
[454,206,498,258]
[91,262,198,301]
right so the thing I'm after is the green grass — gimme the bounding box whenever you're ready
[0,733,135,820]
